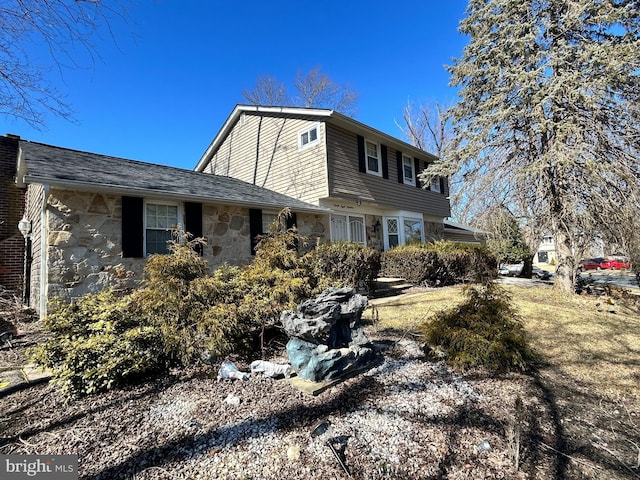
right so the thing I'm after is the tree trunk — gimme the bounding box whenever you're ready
[553,229,576,293]
[518,255,534,279]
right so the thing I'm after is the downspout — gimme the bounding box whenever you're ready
[252,116,263,185]
[39,184,49,319]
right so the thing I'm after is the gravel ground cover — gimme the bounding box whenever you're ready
[1,290,639,479]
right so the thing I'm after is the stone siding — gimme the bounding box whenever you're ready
[43,189,328,308]
[46,189,144,303]
[424,221,445,242]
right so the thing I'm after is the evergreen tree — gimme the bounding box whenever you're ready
[427,0,640,292]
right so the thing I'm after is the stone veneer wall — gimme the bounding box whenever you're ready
[46,189,144,303]
[44,188,331,308]
[424,220,445,242]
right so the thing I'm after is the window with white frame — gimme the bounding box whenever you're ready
[430,175,441,193]
[145,202,181,255]
[331,214,366,245]
[298,124,320,150]
[402,154,415,186]
[365,140,381,176]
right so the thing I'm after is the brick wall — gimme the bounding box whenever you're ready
[0,135,25,293]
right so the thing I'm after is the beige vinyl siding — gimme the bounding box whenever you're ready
[205,113,328,205]
[326,124,451,217]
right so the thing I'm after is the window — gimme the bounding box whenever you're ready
[298,124,320,149]
[386,218,399,248]
[403,218,423,245]
[384,215,424,250]
[145,202,181,255]
[430,176,441,193]
[331,214,366,244]
[402,154,415,186]
[365,140,381,176]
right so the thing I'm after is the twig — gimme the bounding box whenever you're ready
[592,441,640,479]
[538,441,602,471]
[627,439,640,469]
[18,434,36,447]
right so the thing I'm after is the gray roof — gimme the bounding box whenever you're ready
[17,140,328,214]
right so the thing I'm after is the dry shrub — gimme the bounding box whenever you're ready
[420,282,535,373]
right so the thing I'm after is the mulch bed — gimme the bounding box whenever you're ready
[1,288,638,479]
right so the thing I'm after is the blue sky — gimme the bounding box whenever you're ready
[1,0,469,170]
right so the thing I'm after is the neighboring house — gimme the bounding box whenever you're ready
[534,234,557,265]
[442,220,487,244]
[6,136,329,318]
[195,105,451,251]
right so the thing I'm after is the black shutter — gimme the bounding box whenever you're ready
[443,177,449,196]
[381,144,389,179]
[122,196,144,258]
[357,135,366,173]
[249,208,262,255]
[286,212,297,230]
[286,211,299,250]
[396,150,403,183]
[415,159,422,189]
[184,202,203,255]
[439,177,445,195]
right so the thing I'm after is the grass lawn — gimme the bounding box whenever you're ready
[364,283,640,479]
[365,284,640,397]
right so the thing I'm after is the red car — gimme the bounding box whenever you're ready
[599,258,630,270]
[578,258,603,271]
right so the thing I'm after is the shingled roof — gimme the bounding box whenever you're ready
[16,140,328,214]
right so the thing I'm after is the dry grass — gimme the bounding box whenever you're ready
[365,284,640,397]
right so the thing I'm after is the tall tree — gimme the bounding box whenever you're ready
[243,67,359,116]
[427,0,640,292]
[0,0,128,128]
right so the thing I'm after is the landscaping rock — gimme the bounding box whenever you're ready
[282,288,377,383]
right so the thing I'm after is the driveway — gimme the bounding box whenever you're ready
[579,270,639,291]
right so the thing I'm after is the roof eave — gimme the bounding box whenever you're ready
[22,174,330,214]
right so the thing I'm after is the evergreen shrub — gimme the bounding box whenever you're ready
[420,282,535,373]
[302,242,381,292]
[381,241,496,286]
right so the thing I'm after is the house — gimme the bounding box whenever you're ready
[5,135,329,318]
[194,105,451,251]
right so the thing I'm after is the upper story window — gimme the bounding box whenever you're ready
[430,175,441,193]
[365,139,381,176]
[402,154,415,186]
[298,123,320,150]
[145,201,182,255]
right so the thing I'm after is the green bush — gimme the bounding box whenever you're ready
[29,211,389,399]
[381,241,496,286]
[29,291,166,400]
[420,282,535,373]
[302,242,381,292]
